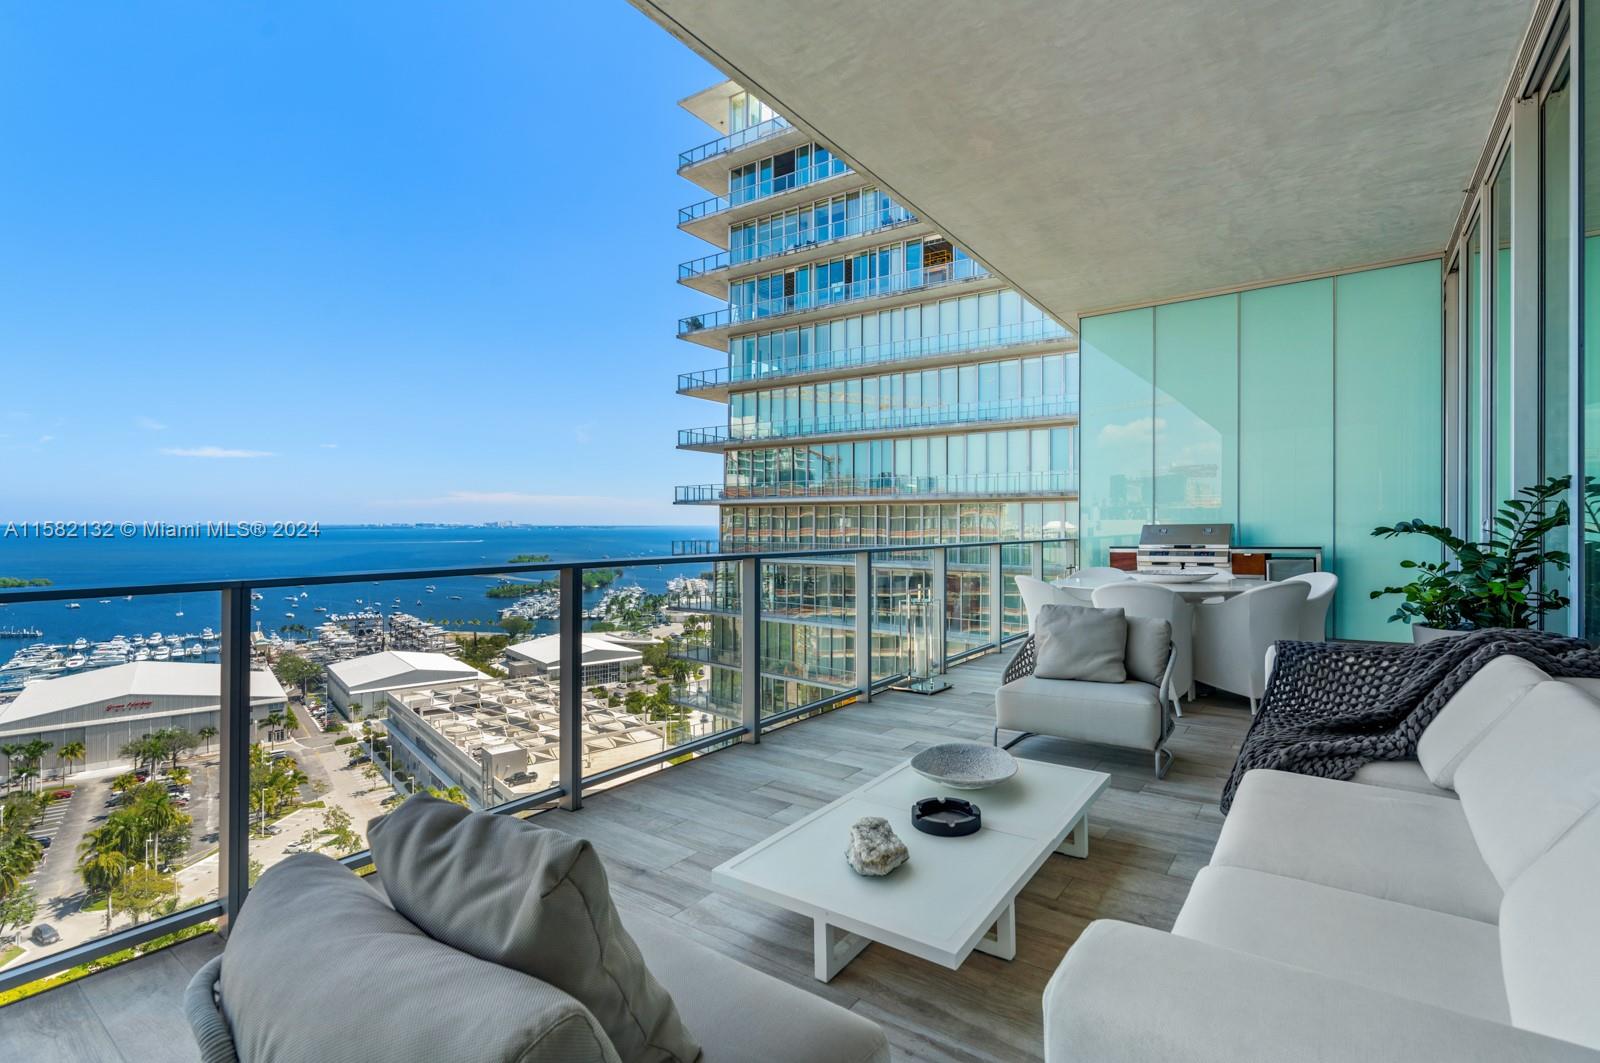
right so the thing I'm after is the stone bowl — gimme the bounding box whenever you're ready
[910,742,1018,789]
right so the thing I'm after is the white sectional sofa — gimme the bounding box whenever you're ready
[1043,656,1600,1062]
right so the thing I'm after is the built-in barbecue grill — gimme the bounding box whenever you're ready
[1136,523,1233,573]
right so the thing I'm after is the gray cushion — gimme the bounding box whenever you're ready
[1348,758,1457,799]
[995,675,1164,751]
[1453,679,1600,889]
[221,853,621,1063]
[369,796,700,1063]
[1123,615,1171,687]
[628,917,890,1063]
[1033,604,1127,683]
[1172,865,1508,1022]
[1213,769,1502,923]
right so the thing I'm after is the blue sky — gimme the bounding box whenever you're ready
[0,2,724,525]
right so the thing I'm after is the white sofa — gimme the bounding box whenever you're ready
[1043,655,1600,1062]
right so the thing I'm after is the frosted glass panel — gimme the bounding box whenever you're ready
[1154,296,1237,527]
[1334,260,1443,640]
[1079,308,1153,565]
[1239,279,1333,550]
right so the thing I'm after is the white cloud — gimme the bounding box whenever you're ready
[319,442,339,449]
[37,434,54,445]
[136,417,167,431]
[1097,417,1165,445]
[162,445,274,459]
[574,425,593,445]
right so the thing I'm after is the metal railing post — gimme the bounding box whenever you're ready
[988,544,1005,649]
[1030,541,1045,580]
[854,552,873,699]
[739,558,762,740]
[929,548,949,674]
[558,567,583,810]
[218,586,253,933]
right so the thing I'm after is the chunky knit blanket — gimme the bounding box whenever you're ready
[1219,628,1600,812]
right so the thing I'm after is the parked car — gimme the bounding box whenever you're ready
[29,834,51,849]
[30,924,59,946]
[50,789,72,800]
[286,840,315,854]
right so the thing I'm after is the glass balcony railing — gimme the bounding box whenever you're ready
[678,157,854,223]
[678,115,793,169]
[679,260,993,337]
[677,319,1075,393]
[678,397,1080,449]
[0,535,1078,1003]
[674,471,1077,504]
[678,213,922,281]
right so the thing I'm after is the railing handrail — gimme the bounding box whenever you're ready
[678,156,852,222]
[679,259,994,336]
[678,213,922,280]
[673,472,1078,504]
[0,535,1072,603]
[678,115,793,168]
[678,396,1080,447]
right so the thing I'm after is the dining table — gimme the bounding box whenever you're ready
[1051,572,1272,599]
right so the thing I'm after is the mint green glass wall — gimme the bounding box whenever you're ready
[1334,260,1443,639]
[1079,307,1153,564]
[1154,297,1237,526]
[1240,279,1334,549]
[1079,261,1441,640]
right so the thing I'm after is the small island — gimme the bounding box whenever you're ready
[485,567,622,598]
[507,553,551,563]
[0,577,52,588]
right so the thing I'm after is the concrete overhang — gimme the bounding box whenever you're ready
[679,78,742,131]
[634,0,1534,325]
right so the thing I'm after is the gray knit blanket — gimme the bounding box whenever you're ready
[1219,628,1600,812]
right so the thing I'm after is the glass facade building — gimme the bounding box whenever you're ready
[671,84,1080,718]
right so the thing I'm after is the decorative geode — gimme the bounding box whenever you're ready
[845,816,908,877]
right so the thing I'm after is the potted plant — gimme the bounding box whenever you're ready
[1369,475,1584,641]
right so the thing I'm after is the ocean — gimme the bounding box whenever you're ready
[0,525,713,650]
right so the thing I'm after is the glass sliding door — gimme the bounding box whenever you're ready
[1586,9,1600,638]
[1543,58,1573,631]
[1491,156,1514,514]
[1466,217,1483,536]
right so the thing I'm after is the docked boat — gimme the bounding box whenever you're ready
[186,644,202,657]
[72,637,87,650]
[135,649,151,661]
[66,602,80,609]
[64,655,86,669]
[152,646,171,660]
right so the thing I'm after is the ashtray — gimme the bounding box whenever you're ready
[911,796,981,837]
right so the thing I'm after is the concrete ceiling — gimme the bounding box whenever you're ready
[633,0,1532,324]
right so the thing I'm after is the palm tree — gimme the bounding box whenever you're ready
[0,744,19,792]
[56,741,86,781]
[197,726,218,754]
[262,711,286,748]
[16,740,50,793]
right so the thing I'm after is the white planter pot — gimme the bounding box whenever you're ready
[1412,624,1467,644]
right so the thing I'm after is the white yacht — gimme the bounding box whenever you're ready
[135,649,151,661]
[66,602,80,609]
[152,646,171,661]
[186,644,202,657]
[72,637,87,650]
[64,655,86,669]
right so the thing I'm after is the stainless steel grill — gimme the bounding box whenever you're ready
[1136,523,1233,573]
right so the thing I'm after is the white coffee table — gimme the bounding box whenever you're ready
[712,755,1109,982]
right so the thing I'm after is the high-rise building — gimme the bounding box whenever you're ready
[669,82,1080,719]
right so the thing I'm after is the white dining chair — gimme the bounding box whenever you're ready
[1192,580,1309,713]
[1015,574,1078,633]
[1285,571,1338,642]
[1092,581,1193,718]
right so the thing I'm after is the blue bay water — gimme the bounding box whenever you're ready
[0,525,713,648]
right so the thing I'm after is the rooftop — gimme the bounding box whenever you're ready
[325,650,487,691]
[0,662,284,728]
[504,633,644,668]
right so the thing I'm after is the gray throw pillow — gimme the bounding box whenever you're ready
[221,853,622,1063]
[1124,616,1172,687]
[369,796,701,1063]
[1033,603,1128,683]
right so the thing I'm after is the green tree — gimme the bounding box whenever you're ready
[423,786,469,807]
[197,726,218,754]
[110,865,178,925]
[274,653,323,699]
[56,740,86,780]
[0,884,37,942]
[499,615,533,641]
[0,744,19,793]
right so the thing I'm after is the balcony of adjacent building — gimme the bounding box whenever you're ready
[677,318,1077,401]
[677,396,1079,452]
[673,470,1078,505]
[677,212,932,298]
[675,114,813,193]
[677,258,1003,350]
[676,157,869,246]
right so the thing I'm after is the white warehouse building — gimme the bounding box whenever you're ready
[325,650,488,720]
[503,633,643,686]
[0,661,286,780]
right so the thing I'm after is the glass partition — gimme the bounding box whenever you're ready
[1491,154,1514,512]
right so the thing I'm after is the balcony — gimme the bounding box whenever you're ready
[677,318,1077,400]
[677,213,928,297]
[677,157,860,245]
[678,396,1080,451]
[677,259,1001,349]
[676,116,811,193]
[674,471,1078,505]
[4,643,1252,1063]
